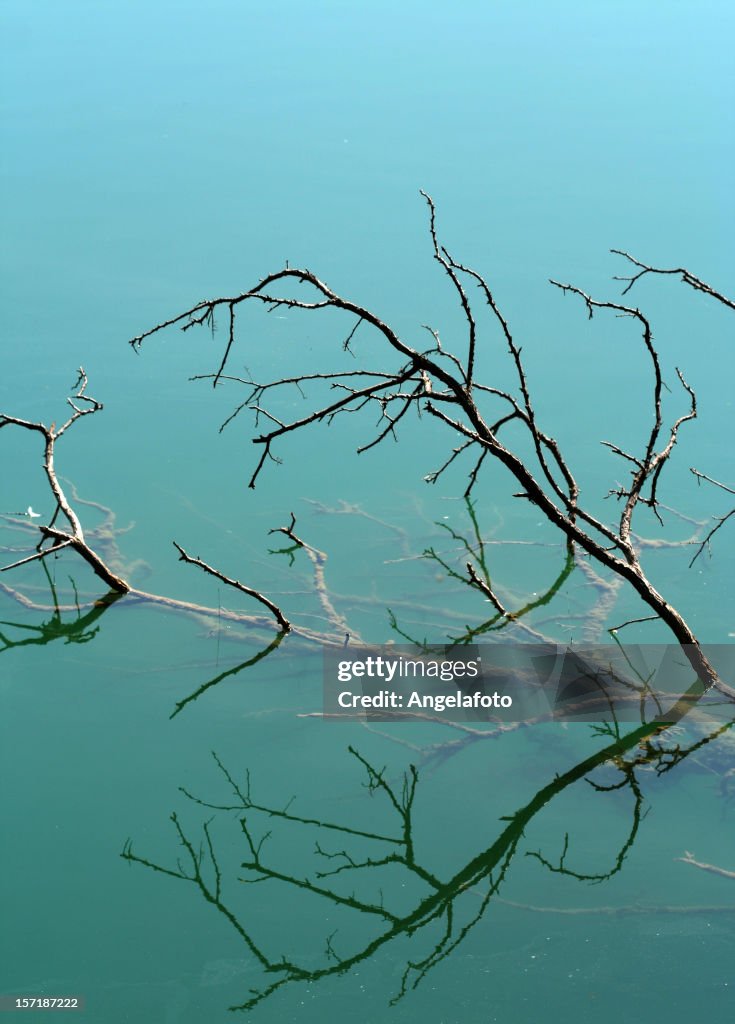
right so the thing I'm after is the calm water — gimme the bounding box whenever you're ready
[1,2,733,1021]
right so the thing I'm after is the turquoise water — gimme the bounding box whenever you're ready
[1,2,733,1021]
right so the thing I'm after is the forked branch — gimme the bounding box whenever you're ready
[130,194,733,693]
[612,250,735,311]
[0,369,129,593]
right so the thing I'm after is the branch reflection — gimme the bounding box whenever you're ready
[123,681,734,1014]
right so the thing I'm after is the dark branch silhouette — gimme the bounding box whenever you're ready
[611,249,735,311]
[687,469,735,566]
[129,194,733,697]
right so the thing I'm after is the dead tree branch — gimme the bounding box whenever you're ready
[0,376,308,649]
[172,541,291,632]
[611,250,735,311]
[130,195,733,695]
[688,468,735,566]
[0,369,129,593]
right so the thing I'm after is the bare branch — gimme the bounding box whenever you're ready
[172,541,290,632]
[465,562,509,618]
[1,539,72,572]
[611,250,735,311]
[1,372,128,594]
[688,508,735,568]
[420,191,475,387]
[126,196,733,692]
[688,468,735,566]
[690,468,735,496]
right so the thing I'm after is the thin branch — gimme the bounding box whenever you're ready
[172,541,290,632]
[690,468,735,496]
[688,468,735,566]
[126,196,732,693]
[1,539,72,572]
[611,250,735,311]
[1,370,129,593]
[688,508,735,568]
